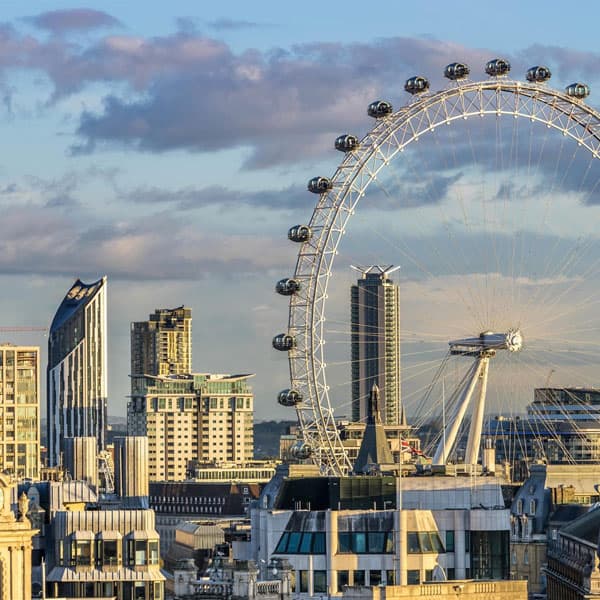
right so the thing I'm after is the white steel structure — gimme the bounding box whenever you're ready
[274,60,600,476]
[432,329,523,467]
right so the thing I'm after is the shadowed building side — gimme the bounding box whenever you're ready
[130,306,192,382]
[47,277,107,467]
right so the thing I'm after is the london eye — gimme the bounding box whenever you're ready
[273,59,600,476]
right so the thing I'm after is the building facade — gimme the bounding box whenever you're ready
[487,387,600,474]
[131,306,192,380]
[47,277,108,467]
[128,373,254,481]
[149,481,262,553]
[0,474,37,600]
[351,266,401,425]
[545,507,600,599]
[252,470,513,596]
[0,345,40,479]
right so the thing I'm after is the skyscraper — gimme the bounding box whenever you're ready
[130,306,192,379]
[0,344,40,479]
[351,265,401,425]
[47,277,107,467]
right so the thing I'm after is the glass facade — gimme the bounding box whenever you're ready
[47,278,107,466]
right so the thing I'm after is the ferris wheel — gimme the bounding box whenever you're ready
[273,58,600,476]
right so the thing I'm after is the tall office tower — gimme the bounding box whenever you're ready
[47,277,108,467]
[0,345,40,479]
[130,307,192,380]
[351,265,402,425]
[128,373,254,481]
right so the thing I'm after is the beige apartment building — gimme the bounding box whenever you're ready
[128,373,254,481]
[131,306,192,378]
[0,344,40,479]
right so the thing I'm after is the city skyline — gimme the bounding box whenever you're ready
[2,2,600,420]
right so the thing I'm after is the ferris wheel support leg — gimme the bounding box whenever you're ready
[432,358,484,466]
[464,356,490,468]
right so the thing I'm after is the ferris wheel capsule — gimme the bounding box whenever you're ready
[367,100,393,118]
[404,76,430,95]
[290,441,312,460]
[485,58,511,77]
[276,278,301,296]
[335,134,359,152]
[444,62,470,80]
[566,82,590,99]
[307,177,333,194]
[288,225,312,243]
[278,389,303,407]
[526,66,552,83]
[272,333,296,351]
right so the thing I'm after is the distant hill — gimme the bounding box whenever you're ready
[254,420,296,459]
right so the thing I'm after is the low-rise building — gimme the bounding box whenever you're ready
[150,480,262,554]
[545,506,600,599]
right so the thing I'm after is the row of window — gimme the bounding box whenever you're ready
[275,532,326,554]
[150,495,226,504]
[60,539,159,568]
[275,530,447,555]
[296,568,463,592]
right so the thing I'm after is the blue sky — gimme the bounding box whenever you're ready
[3,1,600,421]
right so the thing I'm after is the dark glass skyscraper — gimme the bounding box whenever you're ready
[351,266,401,425]
[47,277,107,466]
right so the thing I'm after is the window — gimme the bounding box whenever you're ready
[368,532,385,553]
[286,532,302,553]
[338,532,351,553]
[353,570,365,586]
[299,571,309,593]
[101,540,119,567]
[369,570,382,586]
[338,531,392,554]
[134,540,146,567]
[425,569,433,582]
[134,582,146,600]
[407,532,420,553]
[445,530,455,552]
[337,571,349,592]
[274,532,289,554]
[312,532,325,553]
[300,534,312,553]
[418,532,433,552]
[72,541,92,566]
[313,570,327,593]
[407,570,420,585]
[149,541,159,565]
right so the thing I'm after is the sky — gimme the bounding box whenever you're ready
[3,1,600,422]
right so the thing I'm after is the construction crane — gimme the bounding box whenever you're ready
[98,450,115,494]
[0,327,48,333]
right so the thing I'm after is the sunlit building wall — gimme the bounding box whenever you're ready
[0,345,40,479]
[128,373,254,481]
